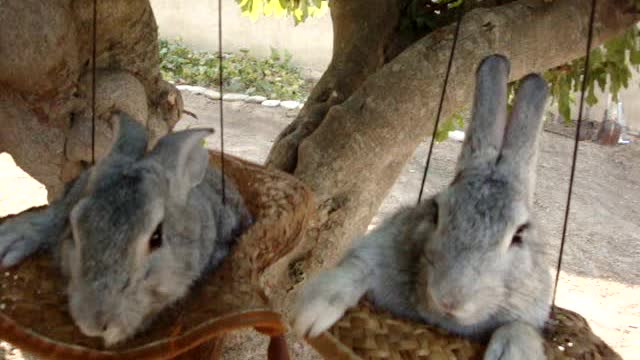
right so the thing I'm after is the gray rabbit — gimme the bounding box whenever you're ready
[294,55,552,360]
[0,112,251,346]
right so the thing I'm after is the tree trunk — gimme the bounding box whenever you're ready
[0,0,183,200]
[262,0,640,315]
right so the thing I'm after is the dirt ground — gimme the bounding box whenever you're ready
[1,92,638,359]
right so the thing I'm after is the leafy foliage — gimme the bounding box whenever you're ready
[435,111,466,142]
[235,0,329,24]
[544,27,640,123]
[401,1,640,127]
[159,39,310,101]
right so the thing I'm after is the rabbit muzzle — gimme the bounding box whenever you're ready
[424,285,487,326]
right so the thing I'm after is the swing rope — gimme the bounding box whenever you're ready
[90,0,97,165]
[552,0,598,305]
[417,6,464,204]
[218,0,227,205]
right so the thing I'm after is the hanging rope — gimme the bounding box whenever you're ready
[90,0,97,165]
[417,7,463,204]
[552,0,598,305]
[218,0,227,205]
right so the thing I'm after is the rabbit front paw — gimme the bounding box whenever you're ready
[0,215,49,267]
[293,268,366,338]
[484,321,546,360]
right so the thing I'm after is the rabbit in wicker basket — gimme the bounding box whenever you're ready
[0,112,251,346]
[295,55,552,360]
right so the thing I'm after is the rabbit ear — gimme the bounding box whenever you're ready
[497,74,548,194]
[146,128,214,202]
[104,111,148,162]
[87,112,148,190]
[456,55,510,172]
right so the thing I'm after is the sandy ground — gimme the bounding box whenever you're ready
[1,92,638,359]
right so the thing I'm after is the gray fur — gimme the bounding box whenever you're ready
[295,55,551,360]
[0,112,251,346]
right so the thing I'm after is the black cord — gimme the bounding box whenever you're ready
[417,7,463,204]
[218,0,226,205]
[91,0,97,165]
[552,0,598,305]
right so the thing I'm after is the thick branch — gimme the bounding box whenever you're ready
[264,0,640,310]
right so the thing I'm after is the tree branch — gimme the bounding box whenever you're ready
[263,0,640,309]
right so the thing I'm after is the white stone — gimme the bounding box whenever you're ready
[245,95,267,104]
[204,89,221,100]
[261,99,281,107]
[298,102,305,109]
[176,85,207,95]
[280,100,300,109]
[448,130,465,142]
[222,93,249,102]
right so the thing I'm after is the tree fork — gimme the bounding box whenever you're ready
[265,0,409,172]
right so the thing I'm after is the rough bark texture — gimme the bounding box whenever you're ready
[262,0,640,317]
[0,0,182,200]
[266,0,409,172]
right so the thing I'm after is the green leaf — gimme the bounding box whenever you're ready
[558,92,571,123]
[545,27,639,116]
[631,48,640,65]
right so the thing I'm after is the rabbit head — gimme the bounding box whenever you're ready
[62,112,214,346]
[414,55,551,329]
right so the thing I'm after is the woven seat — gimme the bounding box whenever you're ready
[0,151,314,360]
[306,301,622,360]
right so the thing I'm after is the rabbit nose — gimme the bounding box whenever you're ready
[76,313,109,337]
[93,310,106,328]
[89,309,112,335]
[436,298,460,316]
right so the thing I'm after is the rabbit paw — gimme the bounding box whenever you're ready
[0,215,48,267]
[293,268,365,338]
[484,322,546,360]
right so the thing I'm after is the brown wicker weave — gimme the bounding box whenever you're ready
[306,301,623,360]
[0,151,314,360]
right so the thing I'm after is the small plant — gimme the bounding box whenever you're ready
[159,39,311,101]
[435,111,466,143]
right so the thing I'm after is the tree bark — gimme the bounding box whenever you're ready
[0,0,182,200]
[262,0,640,314]
[266,0,409,172]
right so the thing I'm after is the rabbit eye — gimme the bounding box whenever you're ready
[149,223,163,252]
[432,201,439,225]
[511,223,529,247]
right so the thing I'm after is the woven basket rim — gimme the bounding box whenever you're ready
[305,301,623,360]
[0,310,285,360]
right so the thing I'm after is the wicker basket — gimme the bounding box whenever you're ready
[305,301,622,360]
[0,151,314,360]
